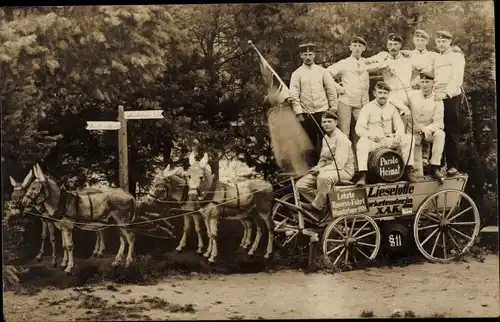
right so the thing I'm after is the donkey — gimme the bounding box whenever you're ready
[8,170,107,267]
[185,152,275,263]
[138,164,256,254]
[21,164,136,274]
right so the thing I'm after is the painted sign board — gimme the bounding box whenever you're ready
[124,110,164,120]
[86,121,121,130]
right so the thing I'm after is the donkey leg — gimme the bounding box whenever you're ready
[122,229,136,267]
[176,214,191,252]
[63,229,75,275]
[35,220,48,262]
[203,216,212,258]
[192,214,204,254]
[239,219,248,248]
[47,221,57,267]
[97,230,106,257]
[112,229,126,267]
[248,215,262,257]
[60,230,68,269]
[259,210,275,259]
[208,216,219,263]
[92,232,100,257]
[243,217,254,249]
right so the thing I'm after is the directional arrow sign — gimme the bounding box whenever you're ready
[124,110,164,120]
[86,121,121,130]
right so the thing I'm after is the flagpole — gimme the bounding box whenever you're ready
[247,40,289,90]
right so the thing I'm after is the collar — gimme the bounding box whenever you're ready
[349,55,362,61]
[415,48,428,54]
[324,127,340,139]
[302,63,316,69]
[388,52,402,60]
[422,90,434,99]
[374,100,388,108]
[440,47,452,55]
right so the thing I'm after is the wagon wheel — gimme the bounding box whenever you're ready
[271,193,310,252]
[413,189,480,263]
[322,214,381,270]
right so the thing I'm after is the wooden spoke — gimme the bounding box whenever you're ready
[349,216,357,238]
[355,230,376,240]
[418,223,439,231]
[421,212,441,223]
[450,221,477,226]
[333,248,346,266]
[357,241,377,248]
[430,231,442,257]
[448,206,473,222]
[351,221,369,238]
[443,232,447,260]
[332,225,347,239]
[441,192,447,218]
[326,244,344,256]
[449,227,473,240]
[420,227,440,247]
[282,231,299,246]
[446,230,461,250]
[344,248,349,265]
[326,238,344,243]
[355,247,371,260]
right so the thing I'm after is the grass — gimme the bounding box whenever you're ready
[360,309,447,318]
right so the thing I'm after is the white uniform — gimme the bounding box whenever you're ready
[296,128,355,210]
[355,100,414,172]
[410,49,438,88]
[401,90,445,174]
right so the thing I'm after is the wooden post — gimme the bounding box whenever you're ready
[118,105,129,192]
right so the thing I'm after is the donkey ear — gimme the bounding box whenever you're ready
[188,151,196,166]
[199,153,208,168]
[35,164,47,182]
[9,176,17,187]
[22,170,34,188]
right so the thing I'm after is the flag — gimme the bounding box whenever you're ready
[256,51,292,103]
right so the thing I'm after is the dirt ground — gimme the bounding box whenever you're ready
[3,254,499,321]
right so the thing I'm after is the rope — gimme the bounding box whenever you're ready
[22,175,299,229]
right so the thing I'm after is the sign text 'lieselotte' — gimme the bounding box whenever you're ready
[330,186,369,216]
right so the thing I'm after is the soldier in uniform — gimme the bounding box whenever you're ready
[355,81,416,186]
[409,29,438,89]
[365,33,413,117]
[326,36,369,167]
[433,30,465,175]
[289,43,339,165]
[296,109,355,216]
[397,72,446,180]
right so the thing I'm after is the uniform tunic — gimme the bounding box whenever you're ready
[402,90,445,168]
[355,100,414,172]
[410,49,438,88]
[296,128,354,210]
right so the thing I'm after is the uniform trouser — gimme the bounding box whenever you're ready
[412,130,446,176]
[296,169,353,210]
[337,102,361,171]
[389,88,412,129]
[356,134,414,172]
[442,95,460,169]
[300,112,324,166]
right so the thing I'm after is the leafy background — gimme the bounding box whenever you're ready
[1,3,496,257]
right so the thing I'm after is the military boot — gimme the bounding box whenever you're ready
[356,171,367,186]
[430,165,444,181]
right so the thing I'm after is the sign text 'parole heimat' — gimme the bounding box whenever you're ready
[329,186,369,216]
[86,121,121,130]
[124,110,164,120]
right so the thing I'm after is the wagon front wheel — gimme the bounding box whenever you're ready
[322,214,381,270]
[413,189,480,263]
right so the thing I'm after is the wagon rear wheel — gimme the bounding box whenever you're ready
[322,214,381,270]
[413,189,480,263]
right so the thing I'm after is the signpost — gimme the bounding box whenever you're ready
[86,105,164,192]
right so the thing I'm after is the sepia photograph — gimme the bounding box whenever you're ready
[2,2,498,320]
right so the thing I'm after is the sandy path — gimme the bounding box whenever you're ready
[4,254,499,321]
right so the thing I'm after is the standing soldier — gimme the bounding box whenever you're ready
[433,30,465,175]
[409,29,438,89]
[365,33,413,116]
[290,43,339,165]
[326,36,370,161]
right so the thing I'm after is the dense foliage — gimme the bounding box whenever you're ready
[1,3,496,225]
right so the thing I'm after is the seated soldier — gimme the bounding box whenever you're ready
[355,81,416,186]
[396,71,445,180]
[296,109,355,216]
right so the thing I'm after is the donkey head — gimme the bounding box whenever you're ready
[185,151,211,200]
[8,169,35,218]
[22,164,50,208]
[141,164,184,206]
